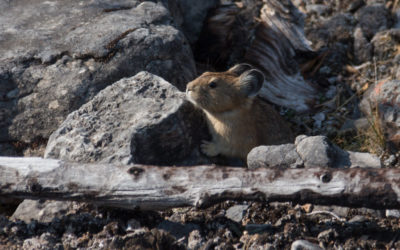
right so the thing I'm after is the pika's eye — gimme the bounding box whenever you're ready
[209,81,217,88]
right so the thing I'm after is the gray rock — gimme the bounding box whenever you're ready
[11,199,73,223]
[188,229,204,250]
[0,0,196,145]
[23,237,45,250]
[225,205,249,223]
[247,144,303,169]
[355,4,393,40]
[45,72,208,165]
[23,233,60,250]
[295,135,350,168]
[157,220,200,241]
[249,135,381,169]
[247,243,275,250]
[360,80,400,150]
[360,80,400,115]
[348,215,368,223]
[383,155,397,167]
[291,240,323,250]
[385,209,400,218]
[126,219,141,232]
[325,85,337,99]
[353,27,372,64]
[312,112,325,129]
[348,151,381,168]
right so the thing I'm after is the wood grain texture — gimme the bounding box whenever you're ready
[1,157,399,210]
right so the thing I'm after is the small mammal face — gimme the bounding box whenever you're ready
[186,64,293,161]
[186,64,264,114]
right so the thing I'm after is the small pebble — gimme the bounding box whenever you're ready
[383,155,396,167]
[126,219,141,232]
[385,209,400,218]
[348,215,368,223]
[291,239,323,250]
[325,85,337,98]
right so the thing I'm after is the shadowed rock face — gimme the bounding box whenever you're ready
[0,0,196,144]
[45,72,209,166]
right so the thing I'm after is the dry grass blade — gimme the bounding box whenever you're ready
[307,210,346,222]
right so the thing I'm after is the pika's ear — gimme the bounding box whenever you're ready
[227,63,253,76]
[238,69,264,97]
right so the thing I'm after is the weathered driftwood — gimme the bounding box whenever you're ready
[245,0,317,112]
[1,157,400,210]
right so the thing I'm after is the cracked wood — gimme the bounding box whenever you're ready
[0,157,399,210]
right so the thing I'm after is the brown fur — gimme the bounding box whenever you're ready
[186,65,294,160]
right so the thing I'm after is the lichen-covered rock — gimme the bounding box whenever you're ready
[360,80,400,150]
[45,72,208,165]
[0,0,196,146]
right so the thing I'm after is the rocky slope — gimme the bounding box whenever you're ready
[0,0,399,249]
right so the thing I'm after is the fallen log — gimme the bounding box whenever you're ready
[0,157,400,210]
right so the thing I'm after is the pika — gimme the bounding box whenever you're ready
[186,64,294,160]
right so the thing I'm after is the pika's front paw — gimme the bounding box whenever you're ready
[200,140,220,157]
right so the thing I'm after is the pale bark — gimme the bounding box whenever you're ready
[245,0,317,112]
[1,157,400,210]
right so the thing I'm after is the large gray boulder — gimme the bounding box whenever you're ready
[45,72,208,165]
[0,0,196,147]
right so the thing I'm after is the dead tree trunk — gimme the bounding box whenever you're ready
[245,0,317,112]
[0,157,400,210]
